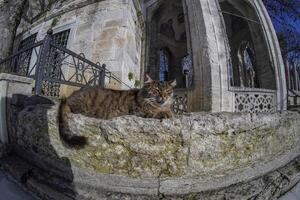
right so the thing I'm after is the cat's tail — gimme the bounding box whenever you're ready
[58,99,88,148]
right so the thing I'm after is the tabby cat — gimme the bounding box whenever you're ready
[58,75,176,147]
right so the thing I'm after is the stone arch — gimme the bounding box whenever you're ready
[142,0,286,112]
[220,0,276,90]
[144,0,192,89]
[217,0,287,111]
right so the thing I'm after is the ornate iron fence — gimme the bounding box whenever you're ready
[286,60,300,110]
[0,41,43,76]
[0,29,131,97]
[0,29,189,114]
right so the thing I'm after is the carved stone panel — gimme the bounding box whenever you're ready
[234,91,276,113]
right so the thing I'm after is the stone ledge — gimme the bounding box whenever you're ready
[0,73,34,85]
[8,99,300,198]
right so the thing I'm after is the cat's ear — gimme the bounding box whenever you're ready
[145,74,153,83]
[168,79,177,87]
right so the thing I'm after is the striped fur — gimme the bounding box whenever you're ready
[58,77,176,148]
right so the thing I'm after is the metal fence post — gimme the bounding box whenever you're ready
[34,29,53,95]
[100,64,106,88]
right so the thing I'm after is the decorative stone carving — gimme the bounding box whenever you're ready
[235,91,276,113]
[172,90,188,114]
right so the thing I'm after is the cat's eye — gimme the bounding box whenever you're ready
[151,89,160,95]
[152,91,159,95]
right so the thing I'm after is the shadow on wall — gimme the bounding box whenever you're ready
[6,94,77,199]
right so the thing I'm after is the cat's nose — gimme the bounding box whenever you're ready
[157,97,164,104]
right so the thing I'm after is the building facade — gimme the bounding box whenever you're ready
[13,0,286,113]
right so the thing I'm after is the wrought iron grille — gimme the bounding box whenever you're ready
[53,29,70,47]
[0,29,131,97]
[42,29,70,96]
[42,43,106,89]
[19,34,38,49]
[14,33,38,75]
[0,41,43,75]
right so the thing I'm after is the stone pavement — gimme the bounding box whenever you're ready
[0,170,35,200]
[279,183,300,200]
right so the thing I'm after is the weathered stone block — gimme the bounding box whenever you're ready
[15,101,300,180]
[0,73,33,144]
[3,98,300,198]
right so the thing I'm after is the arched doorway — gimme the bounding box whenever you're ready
[220,0,276,90]
[219,0,281,113]
[145,0,192,89]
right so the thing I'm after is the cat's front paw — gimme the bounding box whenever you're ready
[156,111,174,119]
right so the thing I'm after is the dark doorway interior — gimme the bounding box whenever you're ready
[220,0,276,90]
[147,0,192,88]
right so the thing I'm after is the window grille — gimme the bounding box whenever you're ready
[14,33,38,75]
[53,29,70,47]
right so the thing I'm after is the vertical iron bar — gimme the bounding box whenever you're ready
[293,64,296,90]
[100,64,106,88]
[295,63,300,91]
[285,60,290,90]
[34,29,53,95]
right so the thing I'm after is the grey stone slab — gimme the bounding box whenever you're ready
[291,183,300,198]
[0,171,35,200]
[279,192,299,200]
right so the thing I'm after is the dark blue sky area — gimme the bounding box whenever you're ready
[263,1,300,33]
[272,14,300,33]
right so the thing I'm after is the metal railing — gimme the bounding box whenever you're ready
[0,29,131,97]
[286,59,300,110]
[287,61,300,91]
[288,89,300,111]
[0,41,43,76]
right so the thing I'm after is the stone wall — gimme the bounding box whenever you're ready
[0,0,27,59]
[12,0,286,112]
[142,0,286,113]
[0,73,33,144]
[6,96,300,199]
[15,0,143,93]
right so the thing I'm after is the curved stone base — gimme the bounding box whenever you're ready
[1,154,300,200]
[5,99,300,199]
